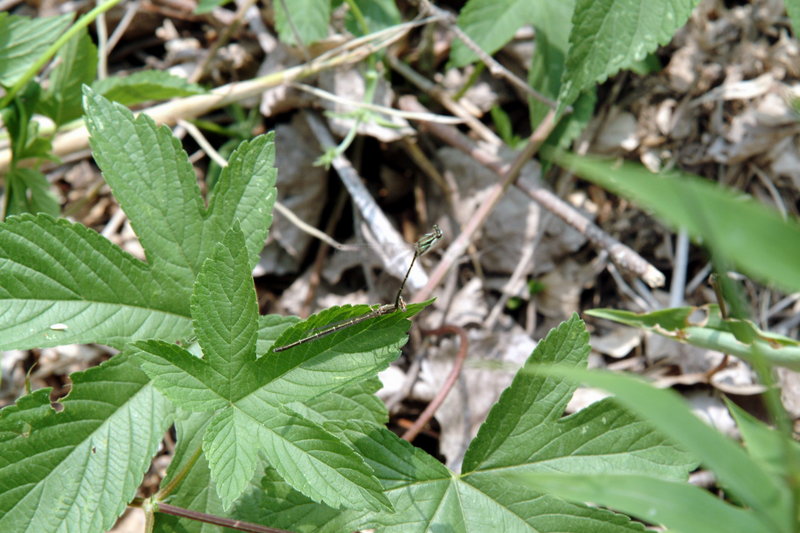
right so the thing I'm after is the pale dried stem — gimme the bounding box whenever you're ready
[0,16,442,174]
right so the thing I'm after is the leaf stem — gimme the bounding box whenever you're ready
[132,498,292,533]
[155,443,203,500]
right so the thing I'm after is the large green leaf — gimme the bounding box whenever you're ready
[0,88,277,350]
[135,225,424,511]
[231,315,695,532]
[0,352,173,532]
[553,151,800,292]
[558,0,698,110]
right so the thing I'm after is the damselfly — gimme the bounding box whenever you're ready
[273,224,443,352]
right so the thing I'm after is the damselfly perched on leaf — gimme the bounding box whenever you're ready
[273,224,442,352]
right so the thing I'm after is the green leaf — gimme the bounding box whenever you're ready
[587,306,800,370]
[552,151,800,292]
[526,364,793,532]
[0,214,191,350]
[723,397,800,483]
[0,81,56,165]
[504,472,774,533]
[0,89,277,350]
[92,70,205,106]
[236,315,695,532]
[5,168,60,217]
[344,0,401,35]
[135,226,413,511]
[450,0,535,67]
[0,13,73,86]
[153,380,386,532]
[558,0,698,110]
[274,0,331,45]
[240,421,653,532]
[0,352,174,532]
[38,29,97,125]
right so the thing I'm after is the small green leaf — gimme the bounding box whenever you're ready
[5,168,60,217]
[344,0,401,35]
[450,0,535,67]
[38,29,97,125]
[558,0,698,110]
[274,0,331,45]
[0,352,174,532]
[92,70,205,106]
[0,13,73,86]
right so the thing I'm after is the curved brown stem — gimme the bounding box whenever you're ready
[401,325,469,443]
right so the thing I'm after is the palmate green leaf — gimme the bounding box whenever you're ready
[0,13,73,86]
[274,0,330,45]
[505,472,773,533]
[153,380,387,533]
[0,88,276,350]
[135,226,417,511]
[92,71,205,106]
[0,352,173,533]
[552,151,800,292]
[38,29,97,126]
[587,306,800,370]
[558,0,698,110]
[526,364,794,533]
[235,315,695,532]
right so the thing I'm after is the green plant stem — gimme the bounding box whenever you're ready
[0,0,124,109]
[750,344,800,509]
[344,0,370,36]
[155,444,203,500]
